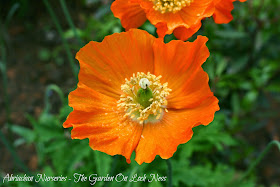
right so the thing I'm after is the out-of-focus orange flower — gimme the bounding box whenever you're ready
[179,0,247,40]
[63,29,219,164]
[111,0,246,41]
[213,0,247,24]
[111,0,215,40]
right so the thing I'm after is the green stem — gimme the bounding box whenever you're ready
[126,165,139,187]
[5,3,20,26]
[59,0,83,47]
[44,84,65,113]
[0,34,11,124]
[0,130,30,174]
[166,159,172,187]
[240,140,280,181]
[42,0,78,79]
[0,130,41,187]
[104,156,118,187]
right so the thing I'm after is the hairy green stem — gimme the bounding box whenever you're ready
[59,0,83,47]
[166,159,172,187]
[43,0,78,78]
[240,140,280,181]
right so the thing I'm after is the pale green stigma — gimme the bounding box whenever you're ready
[117,72,171,124]
[137,78,153,108]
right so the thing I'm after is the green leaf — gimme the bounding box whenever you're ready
[10,125,36,143]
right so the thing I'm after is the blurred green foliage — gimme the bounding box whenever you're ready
[1,0,280,187]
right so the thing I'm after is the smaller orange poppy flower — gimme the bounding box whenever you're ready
[111,0,246,41]
[111,0,215,41]
[63,29,219,164]
[178,0,247,40]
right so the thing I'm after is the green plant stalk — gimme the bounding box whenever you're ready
[59,0,83,47]
[0,130,30,174]
[126,166,139,187]
[240,140,280,181]
[166,159,172,187]
[42,0,78,78]
[5,3,20,26]
[0,131,40,187]
[104,156,118,187]
[0,39,11,124]
[44,84,65,113]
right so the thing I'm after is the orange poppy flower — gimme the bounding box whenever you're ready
[111,0,246,41]
[111,0,215,41]
[178,0,247,40]
[63,29,219,164]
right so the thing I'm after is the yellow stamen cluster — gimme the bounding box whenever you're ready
[117,72,171,124]
[150,0,194,14]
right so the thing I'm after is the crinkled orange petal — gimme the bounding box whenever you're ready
[172,1,217,41]
[140,0,214,38]
[154,22,168,38]
[213,0,234,24]
[168,68,214,109]
[213,0,246,24]
[63,83,117,128]
[111,0,147,30]
[135,96,219,164]
[153,35,212,109]
[173,21,202,41]
[63,83,143,161]
[76,29,155,99]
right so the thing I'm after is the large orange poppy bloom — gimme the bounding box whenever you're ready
[111,0,246,41]
[63,29,219,164]
[111,0,215,41]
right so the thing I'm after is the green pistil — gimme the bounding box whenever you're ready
[137,87,153,108]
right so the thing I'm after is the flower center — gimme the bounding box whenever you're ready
[150,0,194,14]
[117,72,171,124]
